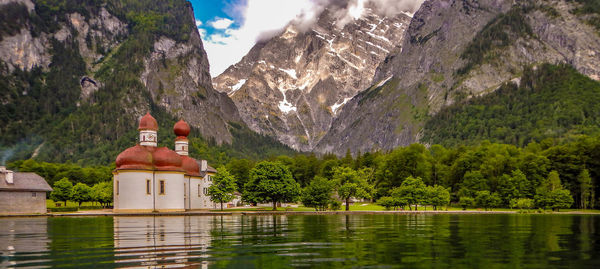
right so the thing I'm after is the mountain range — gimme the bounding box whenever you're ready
[1,0,600,165]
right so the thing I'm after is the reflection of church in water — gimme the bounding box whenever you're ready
[113,113,217,212]
[113,216,214,268]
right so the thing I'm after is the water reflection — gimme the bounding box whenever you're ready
[0,214,600,267]
[0,218,50,268]
[114,216,214,268]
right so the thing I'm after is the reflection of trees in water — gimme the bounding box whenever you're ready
[2,215,600,267]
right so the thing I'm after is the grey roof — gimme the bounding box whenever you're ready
[206,165,217,173]
[0,172,53,192]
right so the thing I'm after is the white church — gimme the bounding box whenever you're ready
[113,113,217,212]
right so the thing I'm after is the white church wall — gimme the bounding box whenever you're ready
[114,171,154,212]
[154,172,185,212]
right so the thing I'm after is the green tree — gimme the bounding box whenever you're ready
[550,189,574,211]
[208,166,238,211]
[333,166,373,211]
[426,185,451,210]
[497,169,529,206]
[578,169,592,209]
[70,182,91,207]
[535,170,566,209]
[50,177,73,205]
[510,198,534,210]
[474,191,501,211]
[458,170,488,198]
[377,197,396,210]
[377,196,407,211]
[391,176,427,211]
[90,181,113,208]
[459,196,474,210]
[377,144,432,194]
[243,161,301,210]
[226,158,254,192]
[301,176,335,211]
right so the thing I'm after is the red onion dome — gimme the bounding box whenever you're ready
[181,156,201,177]
[153,147,184,171]
[116,145,154,170]
[173,120,190,137]
[138,112,159,131]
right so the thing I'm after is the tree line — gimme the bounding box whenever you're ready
[10,133,600,211]
[213,134,600,211]
[49,178,112,208]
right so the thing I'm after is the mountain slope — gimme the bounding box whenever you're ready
[213,6,411,151]
[317,0,600,155]
[423,63,600,146]
[0,0,294,165]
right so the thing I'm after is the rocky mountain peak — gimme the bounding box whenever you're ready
[213,5,411,151]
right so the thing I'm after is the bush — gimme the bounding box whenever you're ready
[377,197,397,210]
[329,200,342,211]
[511,198,534,210]
[459,197,474,210]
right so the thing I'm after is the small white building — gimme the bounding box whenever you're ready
[113,113,216,212]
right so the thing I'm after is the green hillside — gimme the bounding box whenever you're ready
[0,0,295,166]
[423,64,600,147]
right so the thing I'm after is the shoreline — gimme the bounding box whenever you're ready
[4,209,598,218]
[3,209,599,218]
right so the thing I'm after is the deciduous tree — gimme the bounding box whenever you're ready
[243,161,301,210]
[70,182,91,207]
[333,166,373,211]
[208,166,238,211]
[50,177,73,205]
[302,176,335,211]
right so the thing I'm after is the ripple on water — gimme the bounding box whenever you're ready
[1,214,600,268]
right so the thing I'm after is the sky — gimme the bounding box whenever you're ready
[189,0,424,77]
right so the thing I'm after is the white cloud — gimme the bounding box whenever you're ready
[203,0,315,76]
[195,20,202,27]
[198,28,207,38]
[210,18,234,29]
[202,0,424,77]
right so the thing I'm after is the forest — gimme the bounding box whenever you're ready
[9,132,600,210]
[424,64,600,147]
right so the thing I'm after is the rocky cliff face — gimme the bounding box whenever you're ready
[139,20,240,144]
[316,0,600,155]
[0,0,255,164]
[0,0,239,146]
[213,7,411,151]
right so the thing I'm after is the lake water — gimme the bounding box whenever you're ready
[1,214,599,268]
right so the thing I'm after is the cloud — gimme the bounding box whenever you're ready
[210,18,234,29]
[195,20,202,27]
[197,28,207,38]
[201,0,424,77]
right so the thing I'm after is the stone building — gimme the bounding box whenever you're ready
[0,167,52,214]
[113,113,217,212]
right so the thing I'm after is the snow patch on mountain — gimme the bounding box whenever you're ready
[331,97,352,115]
[229,79,247,96]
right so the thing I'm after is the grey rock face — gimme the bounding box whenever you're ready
[317,0,600,156]
[0,1,242,144]
[213,7,411,151]
[141,30,241,144]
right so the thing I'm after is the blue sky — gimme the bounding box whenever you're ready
[189,0,319,77]
[189,0,242,40]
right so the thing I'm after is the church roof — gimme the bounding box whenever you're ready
[115,145,184,172]
[138,112,158,131]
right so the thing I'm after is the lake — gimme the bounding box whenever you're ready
[1,214,599,268]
